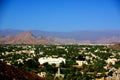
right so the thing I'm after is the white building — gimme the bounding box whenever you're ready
[38,57,66,67]
[76,60,88,66]
[38,72,46,77]
[105,58,117,65]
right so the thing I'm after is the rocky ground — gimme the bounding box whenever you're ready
[0,61,45,80]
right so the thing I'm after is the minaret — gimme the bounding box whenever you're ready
[57,67,60,75]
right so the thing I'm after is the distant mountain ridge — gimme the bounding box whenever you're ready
[0,31,51,44]
[0,29,120,44]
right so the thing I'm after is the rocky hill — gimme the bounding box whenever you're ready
[0,61,45,80]
[109,43,120,50]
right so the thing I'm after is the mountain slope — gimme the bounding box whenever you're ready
[0,31,51,44]
[0,61,45,80]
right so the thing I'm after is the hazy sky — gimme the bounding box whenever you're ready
[0,0,120,32]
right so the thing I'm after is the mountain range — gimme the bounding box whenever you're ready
[0,29,120,44]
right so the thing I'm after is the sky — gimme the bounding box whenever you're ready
[0,0,120,32]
